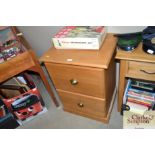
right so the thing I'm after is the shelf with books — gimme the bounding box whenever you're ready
[122,79,155,115]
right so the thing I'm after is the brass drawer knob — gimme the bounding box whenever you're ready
[70,79,78,85]
[77,102,84,108]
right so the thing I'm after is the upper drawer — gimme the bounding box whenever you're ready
[127,61,155,81]
[45,63,105,98]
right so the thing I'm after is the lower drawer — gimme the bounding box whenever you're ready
[57,90,107,118]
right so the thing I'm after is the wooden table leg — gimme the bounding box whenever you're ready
[28,51,59,107]
[118,60,128,112]
[36,65,59,107]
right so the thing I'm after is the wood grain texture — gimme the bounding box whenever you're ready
[39,34,117,69]
[104,54,116,111]
[58,87,116,123]
[45,63,105,98]
[57,89,107,117]
[41,33,117,122]
[0,51,35,83]
[117,60,128,112]
[116,43,155,63]
[126,61,155,81]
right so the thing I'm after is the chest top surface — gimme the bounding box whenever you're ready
[39,34,117,69]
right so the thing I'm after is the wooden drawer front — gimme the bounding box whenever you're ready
[46,63,105,98]
[58,90,107,117]
[127,61,155,81]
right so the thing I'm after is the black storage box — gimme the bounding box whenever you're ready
[0,99,19,129]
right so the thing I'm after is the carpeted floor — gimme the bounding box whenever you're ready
[17,70,123,129]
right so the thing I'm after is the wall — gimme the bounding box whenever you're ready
[18,26,146,57]
[108,26,146,33]
[17,26,63,56]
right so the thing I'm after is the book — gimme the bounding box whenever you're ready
[123,79,131,105]
[127,97,153,107]
[128,89,155,101]
[131,80,155,92]
[123,79,155,116]
[126,101,148,115]
[52,26,107,50]
[127,91,155,102]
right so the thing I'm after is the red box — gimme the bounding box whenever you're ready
[0,73,45,121]
[3,88,43,121]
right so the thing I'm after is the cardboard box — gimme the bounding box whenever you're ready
[52,26,107,50]
[0,73,46,123]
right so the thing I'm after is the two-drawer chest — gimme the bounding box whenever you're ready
[40,34,117,123]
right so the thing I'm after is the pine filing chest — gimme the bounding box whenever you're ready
[40,34,117,123]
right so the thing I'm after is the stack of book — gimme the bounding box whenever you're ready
[52,26,107,50]
[123,80,155,115]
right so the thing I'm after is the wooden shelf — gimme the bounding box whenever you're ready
[116,43,155,112]
[116,43,155,63]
